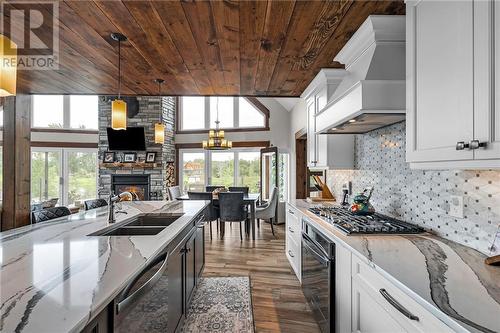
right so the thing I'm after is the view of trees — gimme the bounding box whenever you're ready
[182,151,260,193]
[31,150,97,205]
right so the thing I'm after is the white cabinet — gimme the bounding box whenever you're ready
[407,0,500,169]
[351,255,454,333]
[285,204,302,281]
[302,69,354,170]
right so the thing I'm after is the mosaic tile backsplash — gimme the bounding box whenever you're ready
[327,121,500,256]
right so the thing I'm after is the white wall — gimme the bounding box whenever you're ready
[288,98,307,200]
[175,97,291,149]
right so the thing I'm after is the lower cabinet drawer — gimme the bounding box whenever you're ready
[352,255,454,333]
[286,233,301,281]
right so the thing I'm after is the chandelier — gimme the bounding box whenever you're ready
[202,97,232,150]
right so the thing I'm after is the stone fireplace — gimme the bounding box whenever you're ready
[112,175,150,200]
[98,96,176,200]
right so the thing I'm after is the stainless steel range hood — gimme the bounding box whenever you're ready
[316,15,406,134]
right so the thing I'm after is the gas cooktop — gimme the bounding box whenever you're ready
[308,206,425,235]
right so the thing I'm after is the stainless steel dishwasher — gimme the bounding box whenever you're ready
[114,250,170,333]
[301,220,336,333]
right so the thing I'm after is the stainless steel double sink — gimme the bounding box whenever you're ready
[88,215,183,236]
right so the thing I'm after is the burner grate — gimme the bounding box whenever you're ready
[308,206,424,235]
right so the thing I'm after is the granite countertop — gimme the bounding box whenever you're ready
[290,199,500,333]
[0,200,209,333]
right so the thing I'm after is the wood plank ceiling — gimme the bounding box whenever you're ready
[5,0,405,96]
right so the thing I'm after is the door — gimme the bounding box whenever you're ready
[167,243,184,333]
[474,0,500,160]
[351,277,406,333]
[406,1,474,162]
[185,233,196,305]
[195,224,205,280]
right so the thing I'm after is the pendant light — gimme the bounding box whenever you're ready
[0,34,17,97]
[154,78,165,144]
[203,97,232,150]
[111,33,127,130]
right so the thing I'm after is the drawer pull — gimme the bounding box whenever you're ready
[288,250,295,258]
[379,289,419,321]
[288,227,294,233]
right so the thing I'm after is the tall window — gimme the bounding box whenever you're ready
[237,152,260,193]
[210,152,235,187]
[181,152,205,192]
[180,149,261,193]
[179,97,267,131]
[31,148,97,205]
[32,95,98,130]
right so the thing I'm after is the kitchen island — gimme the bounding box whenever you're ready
[288,199,500,333]
[0,200,209,333]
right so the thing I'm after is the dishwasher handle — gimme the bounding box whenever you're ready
[302,233,330,266]
[116,251,169,314]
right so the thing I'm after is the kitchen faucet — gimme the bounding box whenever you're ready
[108,192,133,223]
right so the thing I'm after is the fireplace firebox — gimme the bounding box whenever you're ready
[111,175,150,201]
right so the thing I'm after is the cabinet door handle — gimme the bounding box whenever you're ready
[288,250,295,258]
[288,227,294,233]
[469,140,487,150]
[379,289,419,321]
[456,141,470,150]
[288,209,294,215]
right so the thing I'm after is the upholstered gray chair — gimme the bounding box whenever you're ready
[31,206,71,224]
[187,191,220,240]
[167,186,182,200]
[218,192,247,241]
[205,185,225,193]
[228,186,249,196]
[254,187,278,236]
[84,198,108,211]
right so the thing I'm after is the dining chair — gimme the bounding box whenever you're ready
[218,192,247,241]
[167,186,182,200]
[84,198,108,211]
[205,185,225,193]
[254,187,278,236]
[31,206,71,224]
[187,191,219,240]
[228,186,249,196]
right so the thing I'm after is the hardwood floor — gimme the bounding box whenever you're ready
[203,221,321,333]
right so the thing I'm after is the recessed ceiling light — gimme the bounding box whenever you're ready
[348,119,356,123]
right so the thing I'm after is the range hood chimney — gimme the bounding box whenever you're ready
[315,15,406,134]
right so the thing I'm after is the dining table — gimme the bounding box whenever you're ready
[177,193,260,240]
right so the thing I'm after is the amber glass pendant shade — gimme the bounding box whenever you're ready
[154,122,165,144]
[0,35,17,97]
[111,99,127,130]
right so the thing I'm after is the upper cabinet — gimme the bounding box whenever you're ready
[302,69,354,170]
[406,0,500,169]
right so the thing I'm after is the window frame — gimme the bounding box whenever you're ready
[31,147,98,205]
[176,96,270,134]
[31,95,99,131]
[178,147,261,193]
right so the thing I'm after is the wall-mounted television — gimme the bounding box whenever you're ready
[106,127,146,151]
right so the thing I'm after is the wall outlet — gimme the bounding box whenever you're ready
[449,195,464,218]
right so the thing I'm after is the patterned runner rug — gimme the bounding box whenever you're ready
[181,276,255,333]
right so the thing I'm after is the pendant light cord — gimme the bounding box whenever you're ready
[118,40,122,99]
[216,96,219,129]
